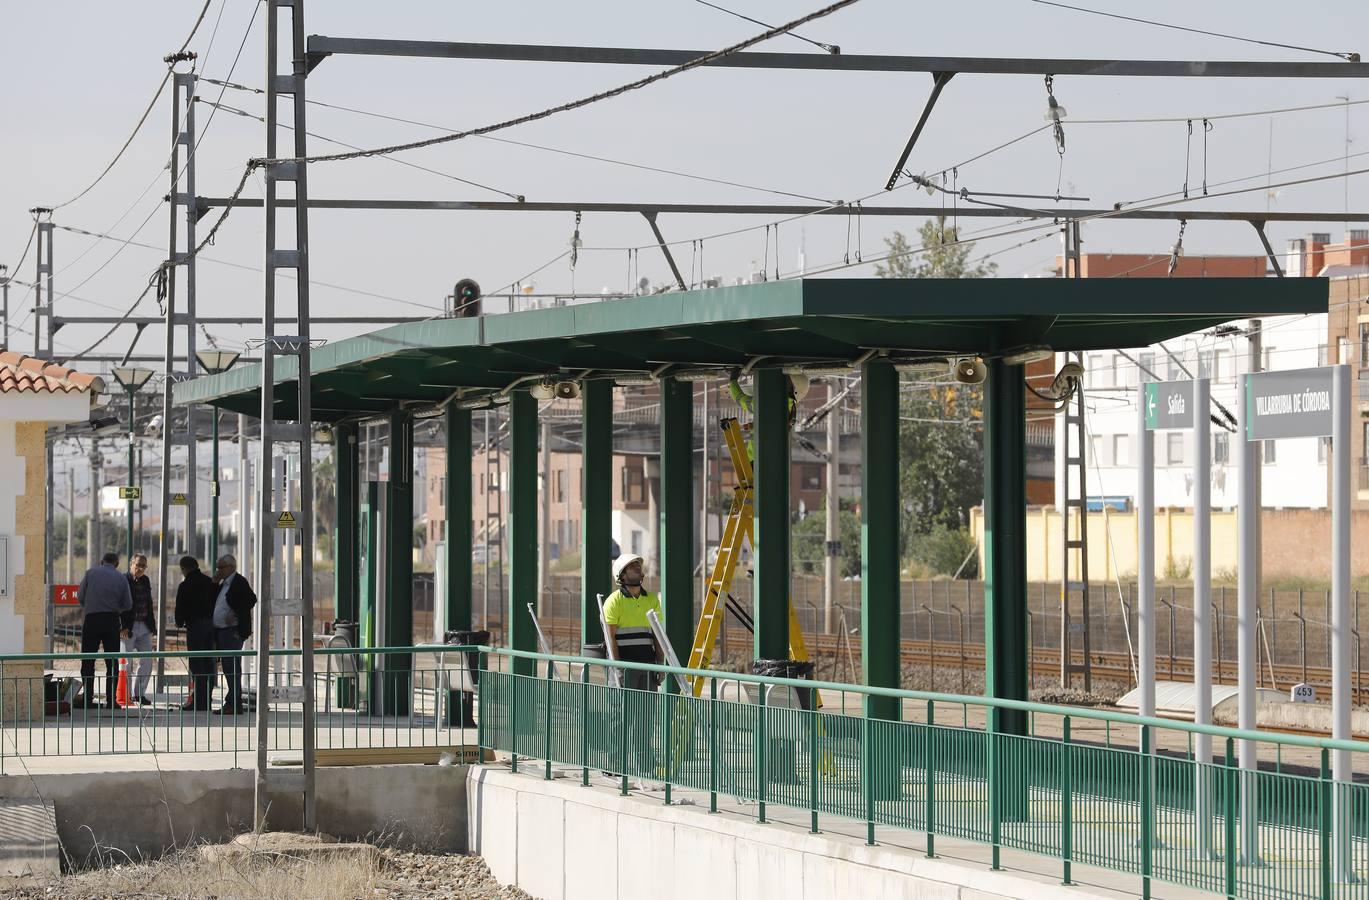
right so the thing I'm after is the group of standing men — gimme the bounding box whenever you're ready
[76,552,257,714]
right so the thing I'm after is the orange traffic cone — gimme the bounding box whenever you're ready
[115,656,129,708]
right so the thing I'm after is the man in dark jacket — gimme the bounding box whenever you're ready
[174,556,217,711]
[211,555,257,714]
[121,554,157,705]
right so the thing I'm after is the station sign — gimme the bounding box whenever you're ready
[118,486,140,500]
[1144,380,1195,431]
[1245,367,1334,441]
[51,584,80,606]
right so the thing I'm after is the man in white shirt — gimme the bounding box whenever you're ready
[211,555,257,714]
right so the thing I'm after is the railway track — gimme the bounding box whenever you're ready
[501,617,1364,699]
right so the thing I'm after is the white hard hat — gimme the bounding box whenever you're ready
[789,373,810,401]
[612,554,645,581]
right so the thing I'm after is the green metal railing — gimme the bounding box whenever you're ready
[0,645,481,771]
[477,646,1369,900]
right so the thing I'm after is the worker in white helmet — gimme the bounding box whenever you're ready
[602,554,662,680]
[603,554,662,772]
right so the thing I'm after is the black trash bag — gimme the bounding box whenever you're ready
[751,658,814,679]
[752,658,816,710]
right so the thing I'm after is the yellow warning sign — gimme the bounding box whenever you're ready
[275,511,298,529]
[170,492,187,506]
[118,486,140,500]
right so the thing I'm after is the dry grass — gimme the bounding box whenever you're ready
[6,837,531,900]
[21,849,381,899]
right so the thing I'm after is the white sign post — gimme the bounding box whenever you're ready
[1240,364,1346,871]
[1142,378,1213,855]
[1191,378,1214,858]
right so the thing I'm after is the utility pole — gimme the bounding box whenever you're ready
[158,61,200,678]
[255,0,318,831]
[823,379,840,634]
[539,418,551,599]
[31,210,53,359]
[65,468,74,583]
[1338,94,1352,229]
[87,441,101,567]
[0,264,9,351]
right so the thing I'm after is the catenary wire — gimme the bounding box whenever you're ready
[164,1,866,278]
[48,0,215,211]
[247,0,863,169]
[691,0,839,54]
[50,222,442,311]
[197,98,525,201]
[200,80,839,203]
[1025,0,1358,62]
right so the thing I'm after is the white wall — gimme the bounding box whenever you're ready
[1064,314,1329,511]
[467,765,1116,900]
[0,391,93,654]
[0,420,25,654]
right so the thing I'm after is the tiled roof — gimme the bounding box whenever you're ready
[0,351,106,396]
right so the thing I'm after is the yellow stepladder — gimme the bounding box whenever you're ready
[672,417,834,781]
[686,418,820,703]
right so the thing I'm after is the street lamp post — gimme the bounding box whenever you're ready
[110,367,155,562]
[195,351,240,566]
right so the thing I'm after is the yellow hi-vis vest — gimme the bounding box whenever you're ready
[602,589,661,653]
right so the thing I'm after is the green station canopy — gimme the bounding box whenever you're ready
[174,276,1327,422]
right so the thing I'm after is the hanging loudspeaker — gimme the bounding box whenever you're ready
[554,381,581,400]
[953,357,987,385]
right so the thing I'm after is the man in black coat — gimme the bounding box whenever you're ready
[210,554,257,714]
[174,556,217,711]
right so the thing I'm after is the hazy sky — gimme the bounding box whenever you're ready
[3,0,1366,365]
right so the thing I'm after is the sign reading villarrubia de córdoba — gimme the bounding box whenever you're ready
[1244,366,1334,441]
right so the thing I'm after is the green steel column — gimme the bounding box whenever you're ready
[509,390,539,676]
[753,368,790,661]
[660,377,695,662]
[333,423,360,708]
[445,405,473,632]
[861,358,900,720]
[862,358,902,803]
[581,380,612,648]
[333,423,359,624]
[383,410,414,714]
[984,358,1028,825]
[983,358,1028,733]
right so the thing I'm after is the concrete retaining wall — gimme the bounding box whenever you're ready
[0,765,468,866]
[467,765,1118,900]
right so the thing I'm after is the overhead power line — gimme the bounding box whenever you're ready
[165,0,865,281]
[691,0,840,54]
[249,0,863,169]
[203,77,836,202]
[48,0,215,211]
[1025,0,1359,62]
[51,222,441,311]
[198,98,526,201]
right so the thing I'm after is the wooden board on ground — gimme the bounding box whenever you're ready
[313,745,492,767]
